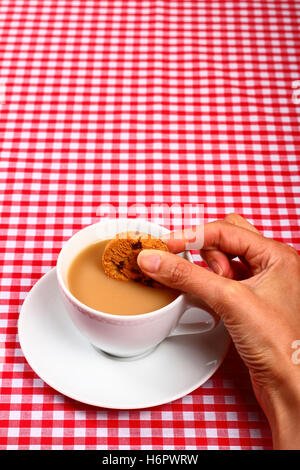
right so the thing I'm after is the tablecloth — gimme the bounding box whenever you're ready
[1,0,299,450]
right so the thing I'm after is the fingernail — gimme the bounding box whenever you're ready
[209,260,223,276]
[138,252,161,273]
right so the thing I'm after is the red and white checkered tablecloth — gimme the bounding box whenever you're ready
[1,0,299,451]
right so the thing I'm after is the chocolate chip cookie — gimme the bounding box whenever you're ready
[102,231,169,287]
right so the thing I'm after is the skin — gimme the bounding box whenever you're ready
[137,213,300,450]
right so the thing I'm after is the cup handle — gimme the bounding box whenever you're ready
[169,294,219,337]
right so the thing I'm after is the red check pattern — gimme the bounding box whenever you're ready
[0,0,299,450]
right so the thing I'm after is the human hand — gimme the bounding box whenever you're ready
[137,214,300,449]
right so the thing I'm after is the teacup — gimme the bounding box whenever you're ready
[56,218,219,359]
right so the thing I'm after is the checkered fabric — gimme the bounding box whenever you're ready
[1,0,299,450]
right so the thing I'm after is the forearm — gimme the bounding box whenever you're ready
[271,402,300,449]
[261,375,300,450]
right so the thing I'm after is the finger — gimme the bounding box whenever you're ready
[161,226,204,253]
[161,214,261,254]
[163,220,274,274]
[199,249,232,277]
[220,214,261,273]
[223,213,261,235]
[199,249,252,280]
[137,249,250,318]
[200,214,261,276]
[202,221,274,274]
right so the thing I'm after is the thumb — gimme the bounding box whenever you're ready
[137,249,249,319]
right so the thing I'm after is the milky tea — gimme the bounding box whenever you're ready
[67,240,179,316]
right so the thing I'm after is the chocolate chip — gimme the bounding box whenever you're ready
[131,240,142,250]
[131,267,140,274]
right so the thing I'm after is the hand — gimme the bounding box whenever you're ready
[137,214,300,450]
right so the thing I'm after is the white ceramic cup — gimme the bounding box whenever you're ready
[56,219,219,359]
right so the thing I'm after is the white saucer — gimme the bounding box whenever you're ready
[18,268,230,410]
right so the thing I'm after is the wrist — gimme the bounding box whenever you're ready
[260,371,300,450]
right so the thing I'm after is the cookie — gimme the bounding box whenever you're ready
[102,231,169,287]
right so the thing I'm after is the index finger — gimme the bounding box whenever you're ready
[161,227,203,253]
[162,221,274,273]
